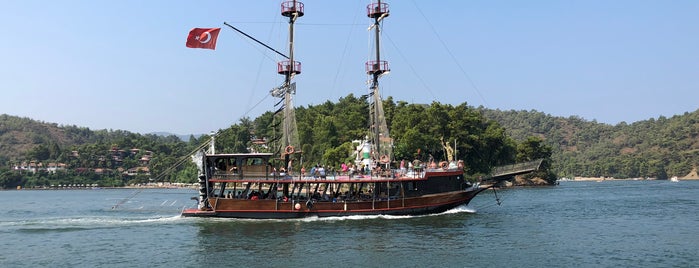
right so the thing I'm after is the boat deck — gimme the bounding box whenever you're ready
[208,168,463,184]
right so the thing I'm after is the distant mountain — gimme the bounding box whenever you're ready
[147,132,202,142]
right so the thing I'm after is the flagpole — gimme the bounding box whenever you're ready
[223,22,289,59]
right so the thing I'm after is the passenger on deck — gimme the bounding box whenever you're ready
[226,191,232,198]
[429,161,437,169]
[341,163,348,175]
[318,165,326,179]
[228,160,238,174]
[215,159,226,174]
[349,165,356,176]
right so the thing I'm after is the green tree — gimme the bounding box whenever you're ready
[517,136,557,184]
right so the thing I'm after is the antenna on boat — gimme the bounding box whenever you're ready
[366,1,393,171]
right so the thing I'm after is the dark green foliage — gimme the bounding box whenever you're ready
[0,114,201,189]
[517,136,556,184]
[481,108,699,179]
[1,97,564,188]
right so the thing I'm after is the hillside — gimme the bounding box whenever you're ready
[3,102,698,184]
[479,108,699,179]
[0,114,86,162]
[0,114,199,188]
[2,98,558,189]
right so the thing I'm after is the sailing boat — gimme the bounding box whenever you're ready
[181,1,494,219]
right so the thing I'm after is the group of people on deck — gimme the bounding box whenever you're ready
[266,157,466,180]
[225,190,277,200]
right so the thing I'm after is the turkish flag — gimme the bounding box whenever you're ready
[186,28,221,50]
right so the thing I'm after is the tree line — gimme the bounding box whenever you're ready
[480,108,699,179]
[1,97,557,189]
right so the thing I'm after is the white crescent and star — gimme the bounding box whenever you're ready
[198,32,211,44]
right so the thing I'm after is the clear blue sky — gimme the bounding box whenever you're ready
[2,0,697,135]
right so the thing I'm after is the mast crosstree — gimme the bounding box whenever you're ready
[273,1,303,167]
[366,1,393,167]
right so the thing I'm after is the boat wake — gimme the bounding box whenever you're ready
[199,205,477,223]
[444,205,478,214]
[3,215,184,234]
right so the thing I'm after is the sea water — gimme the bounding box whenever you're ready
[1,180,697,267]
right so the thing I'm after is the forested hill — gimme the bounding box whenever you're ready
[479,108,699,179]
[0,114,199,187]
[0,114,190,162]
[2,101,698,185]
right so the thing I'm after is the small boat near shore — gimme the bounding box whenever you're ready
[182,1,501,219]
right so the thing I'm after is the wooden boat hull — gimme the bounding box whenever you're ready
[181,187,487,219]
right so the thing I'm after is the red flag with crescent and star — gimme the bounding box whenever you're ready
[186,28,221,50]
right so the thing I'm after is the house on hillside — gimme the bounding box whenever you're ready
[125,166,150,176]
[46,162,67,173]
[13,161,66,173]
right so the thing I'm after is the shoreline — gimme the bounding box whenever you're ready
[569,176,699,181]
[8,176,699,190]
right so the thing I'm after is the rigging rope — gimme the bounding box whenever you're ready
[112,92,271,210]
[331,2,362,95]
[409,0,488,107]
[382,33,436,101]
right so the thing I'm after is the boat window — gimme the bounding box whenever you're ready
[245,157,264,166]
[227,158,238,173]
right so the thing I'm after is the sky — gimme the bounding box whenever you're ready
[1,0,697,135]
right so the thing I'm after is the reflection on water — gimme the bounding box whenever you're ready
[1,181,698,267]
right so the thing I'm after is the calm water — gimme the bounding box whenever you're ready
[1,180,697,267]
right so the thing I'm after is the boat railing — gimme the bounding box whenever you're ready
[211,165,464,182]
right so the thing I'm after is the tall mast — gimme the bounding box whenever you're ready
[275,1,303,164]
[366,1,392,167]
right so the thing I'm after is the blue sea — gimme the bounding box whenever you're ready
[1,180,697,267]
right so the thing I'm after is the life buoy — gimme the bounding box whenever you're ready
[306,200,313,209]
[380,154,390,163]
[439,161,448,170]
[284,145,295,154]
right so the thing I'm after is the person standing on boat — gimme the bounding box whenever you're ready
[318,165,326,179]
[341,162,348,175]
[400,159,406,175]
